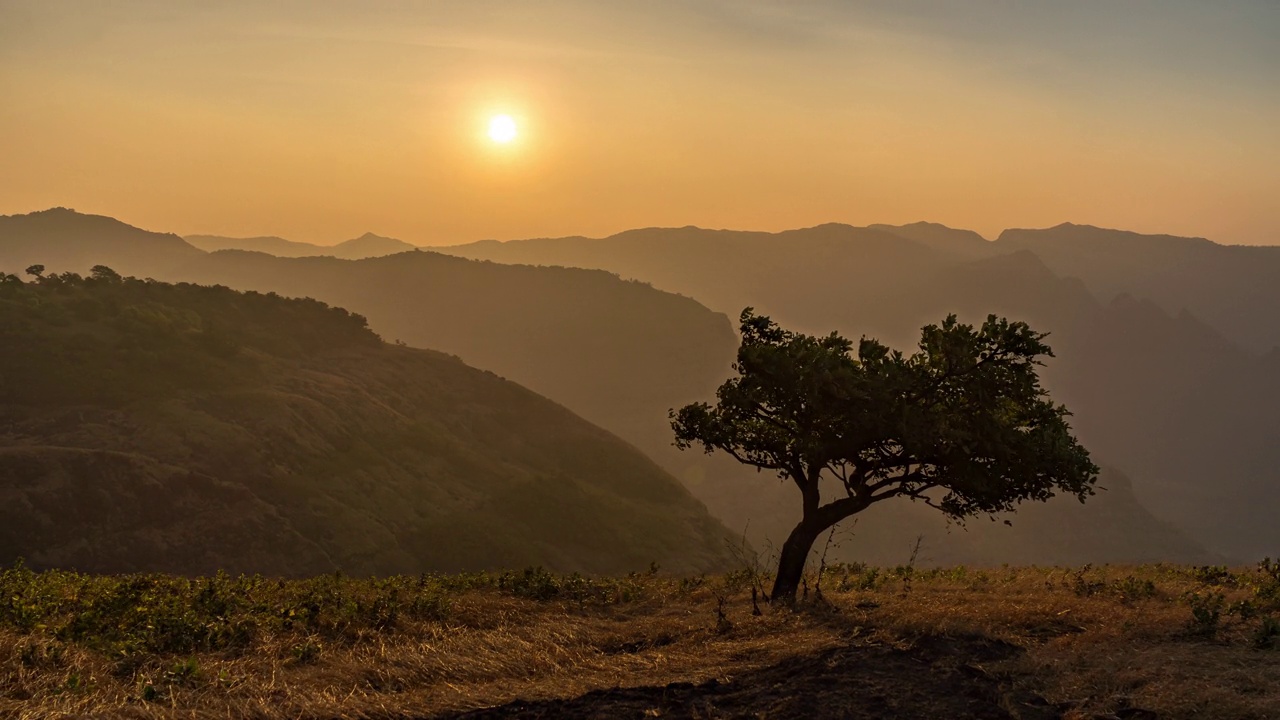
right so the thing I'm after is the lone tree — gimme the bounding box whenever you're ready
[672,309,1098,604]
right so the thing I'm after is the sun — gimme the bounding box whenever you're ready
[488,114,517,144]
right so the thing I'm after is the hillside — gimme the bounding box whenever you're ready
[2,209,739,478]
[166,249,738,458]
[0,208,204,279]
[0,272,737,576]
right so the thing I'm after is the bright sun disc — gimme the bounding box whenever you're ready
[488,115,517,143]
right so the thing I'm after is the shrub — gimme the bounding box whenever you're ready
[1253,616,1280,650]
[498,567,561,601]
[1189,566,1236,587]
[1186,591,1225,637]
[1112,575,1158,602]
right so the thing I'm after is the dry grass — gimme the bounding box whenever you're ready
[854,564,1280,718]
[5,563,1280,719]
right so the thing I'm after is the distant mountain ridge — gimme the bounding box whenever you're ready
[184,217,1280,356]
[185,232,418,260]
[866,221,994,253]
[444,220,1280,351]
[994,222,1280,352]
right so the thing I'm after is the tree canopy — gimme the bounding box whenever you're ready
[0,265,379,405]
[672,309,1098,603]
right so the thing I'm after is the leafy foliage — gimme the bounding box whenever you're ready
[672,309,1098,601]
[1177,559,1280,642]
[674,309,1097,519]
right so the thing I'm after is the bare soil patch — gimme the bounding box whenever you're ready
[453,634,1063,720]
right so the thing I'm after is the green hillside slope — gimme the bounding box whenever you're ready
[0,272,736,576]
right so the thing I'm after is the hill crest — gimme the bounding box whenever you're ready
[0,272,737,575]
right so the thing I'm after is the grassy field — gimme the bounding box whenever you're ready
[4,560,1280,719]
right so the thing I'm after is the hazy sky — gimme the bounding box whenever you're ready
[2,1,1277,245]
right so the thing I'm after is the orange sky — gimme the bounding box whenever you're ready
[1,1,1277,245]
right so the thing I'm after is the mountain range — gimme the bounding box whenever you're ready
[3,207,1271,567]
[435,223,1280,561]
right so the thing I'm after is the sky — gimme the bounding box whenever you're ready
[1,0,1277,246]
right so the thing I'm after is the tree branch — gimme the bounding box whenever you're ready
[720,445,783,473]
[750,405,799,436]
[876,482,942,508]
[811,494,873,530]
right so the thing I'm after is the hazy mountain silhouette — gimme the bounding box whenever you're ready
[449,224,953,344]
[185,234,320,257]
[905,252,1280,559]
[333,232,419,258]
[0,208,203,278]
[866,221,994,255]
[438,224,1280,561]
[0,273,736,576]
[996,223,1280,353]
[186,231,418,260]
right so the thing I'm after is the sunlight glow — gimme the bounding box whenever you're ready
[488,115,517,144]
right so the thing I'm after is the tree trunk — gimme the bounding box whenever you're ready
[769,520,823,605]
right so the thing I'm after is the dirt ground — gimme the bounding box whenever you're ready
[452,634,1072,720]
